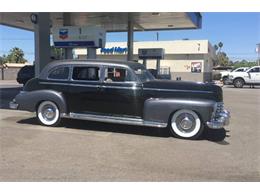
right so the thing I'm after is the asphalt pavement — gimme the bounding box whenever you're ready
[0,81,259,181]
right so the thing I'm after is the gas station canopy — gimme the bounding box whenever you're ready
[0,12,201,32]
[0,12,202,76]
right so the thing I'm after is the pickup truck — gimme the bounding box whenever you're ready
[228,66,260,88]
[221,67,249,85]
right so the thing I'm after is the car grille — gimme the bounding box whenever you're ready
[214,102,224,119]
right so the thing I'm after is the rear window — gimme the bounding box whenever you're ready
[48,67,69,80]
[72,67,100,81]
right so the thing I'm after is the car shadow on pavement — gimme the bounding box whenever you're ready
[202,127,230,145]
[17,117,229,143]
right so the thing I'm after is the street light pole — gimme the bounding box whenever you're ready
[257,43,260,66]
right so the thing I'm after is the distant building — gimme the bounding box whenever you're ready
[74,40,217,82]
[0,63,31,80]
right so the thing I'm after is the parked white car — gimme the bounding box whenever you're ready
[228,66,260,88]
[221,67,249,85]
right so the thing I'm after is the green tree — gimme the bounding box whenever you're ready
[216,52,229,66]
[51,46,64,60]
[6,47,27,63]
[0,55,7,65]
[231,60,256,69]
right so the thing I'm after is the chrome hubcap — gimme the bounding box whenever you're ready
[42,106,56,121]
[176,113,196,133]
[180,117,193,130]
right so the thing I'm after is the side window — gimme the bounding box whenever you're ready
[236,69,243,72]
[48,67,69,80]
[72,67,100,81]
[249,67,260,73]
[104,67,135,82]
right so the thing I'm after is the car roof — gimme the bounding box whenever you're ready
[39,59,145,79]
[50,59,141,66]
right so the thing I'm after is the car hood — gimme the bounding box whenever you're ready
[220,71,231,75]
[229,72,248,76]
[143,80,223,101]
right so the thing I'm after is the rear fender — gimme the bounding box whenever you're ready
[15,90,67,113]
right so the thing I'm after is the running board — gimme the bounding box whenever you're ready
[62,112,167,128]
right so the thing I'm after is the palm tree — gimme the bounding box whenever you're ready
[7,47,27,63]
[218,42,223,53]
[214,44,219,52]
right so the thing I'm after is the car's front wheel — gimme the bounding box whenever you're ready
[37,101,61,126]
[170,109,204,140]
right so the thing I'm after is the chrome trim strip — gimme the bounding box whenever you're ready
[143,88,213,94]
[101,85,141,90]
[40,81,70,86]
[62,112,167,128]
[70,84,99,88]
[39,82,99,88]
[40,81,140,90]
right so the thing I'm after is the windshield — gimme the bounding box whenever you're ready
[134,69,155,82]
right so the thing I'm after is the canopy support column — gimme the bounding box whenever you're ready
[127,20,134,61]
[34,12,51,76]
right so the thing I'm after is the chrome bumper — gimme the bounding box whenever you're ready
[9,100,19,109]
[206,109,230,129]
[225,79,233,85]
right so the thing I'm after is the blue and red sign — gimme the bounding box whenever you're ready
[59,29,68,40]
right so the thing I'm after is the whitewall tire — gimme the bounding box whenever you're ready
[37,101,61,126]
[170,109,203,140]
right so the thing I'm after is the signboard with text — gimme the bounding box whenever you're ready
[53,26,106,48]
[138,48,165,59]
[100,47,128,54]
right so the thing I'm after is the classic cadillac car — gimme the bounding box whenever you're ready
[10,59,230,140]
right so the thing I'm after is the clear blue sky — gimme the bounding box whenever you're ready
[0,12,259,63]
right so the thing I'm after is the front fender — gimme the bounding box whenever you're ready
[15,90,67,113]
[143,98,216,124]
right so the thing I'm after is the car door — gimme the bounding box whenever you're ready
[248,67,260,83]
[98,65,143,117]
[68,64,102,113]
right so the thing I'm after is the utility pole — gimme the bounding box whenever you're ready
[257,43,260,66]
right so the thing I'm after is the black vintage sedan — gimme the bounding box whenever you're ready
[10,59,230,140]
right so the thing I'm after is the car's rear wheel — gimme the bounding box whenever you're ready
[170,109,204,140]
[233,78,244,88]
[37,101,61,126]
